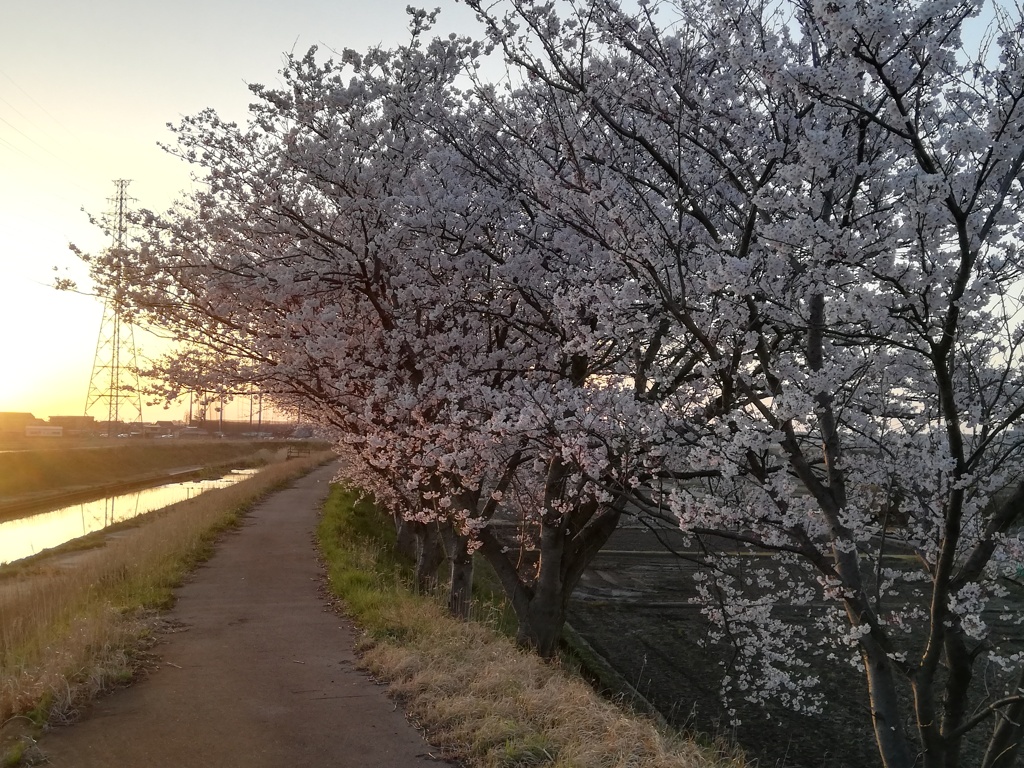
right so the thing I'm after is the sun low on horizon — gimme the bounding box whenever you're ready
[0,0,491,422]
[0,202,186,422]
[0,286,99,419]
[0,192,108,420]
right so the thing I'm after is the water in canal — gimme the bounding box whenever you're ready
[0,469,260,567]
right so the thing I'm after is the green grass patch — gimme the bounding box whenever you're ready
[1,740,24,768]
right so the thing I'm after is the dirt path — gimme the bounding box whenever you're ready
[36,464,454,768]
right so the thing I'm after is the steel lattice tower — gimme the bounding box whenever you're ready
[84,180,144,433]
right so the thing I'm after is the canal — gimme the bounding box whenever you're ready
[0,469,260,566]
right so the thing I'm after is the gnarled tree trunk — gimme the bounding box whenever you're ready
[478,470,624,658]
[393,512,418,561]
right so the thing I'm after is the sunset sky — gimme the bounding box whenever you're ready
[0,0,480,421]
[1,1,1000,423]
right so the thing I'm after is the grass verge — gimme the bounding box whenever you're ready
[0,451,334,762]
[317,485,746,768]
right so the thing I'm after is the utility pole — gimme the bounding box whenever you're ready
[84,180,144,434]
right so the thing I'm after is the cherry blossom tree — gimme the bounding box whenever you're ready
[78,0,1024,762]
[404,67,680,652]
[78,14,648,653]
[465,0,1024,765]
[83,17,493,599]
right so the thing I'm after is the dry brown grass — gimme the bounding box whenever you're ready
[359,608,743,768]
[0,452,333,733]
[319,487,746,768]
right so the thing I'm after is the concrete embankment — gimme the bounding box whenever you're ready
[0,467,208,521]
[567,522,880,768]
[0,441,294,496]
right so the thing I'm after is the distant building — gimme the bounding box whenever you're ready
[47,415,97,435]
[0,412,43,438]
[25,425,63,438]
[143,421,176,437]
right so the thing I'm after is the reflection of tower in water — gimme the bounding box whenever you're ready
[100,494,142,527]
[84,180,144,432]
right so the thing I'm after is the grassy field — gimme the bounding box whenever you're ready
[0,451,334,765]
[317,486,745,768]
[0,440,320,499]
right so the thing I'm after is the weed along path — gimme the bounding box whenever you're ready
[36,464,452,768]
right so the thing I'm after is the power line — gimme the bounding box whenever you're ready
[0,68,73,136]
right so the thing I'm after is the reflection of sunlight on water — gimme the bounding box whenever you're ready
[0,469,261,567]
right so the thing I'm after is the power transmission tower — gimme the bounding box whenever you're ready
[84,180,144,434]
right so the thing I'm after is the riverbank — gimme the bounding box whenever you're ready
[0,451,333,764]
[0,440,326,517]
[317,486,745,768]
[5,464,746,768]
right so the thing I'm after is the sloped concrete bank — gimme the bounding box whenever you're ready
[566,522,881,768]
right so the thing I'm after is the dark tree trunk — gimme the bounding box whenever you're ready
[941,631,974,768]
[440,523,474,619]
[413,522,444,593]
[394,513,418,561]
[514,520,570,657]
[859,638,916,768]
[477,497,623,658]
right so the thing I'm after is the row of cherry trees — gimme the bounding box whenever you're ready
[82,1,1024,766]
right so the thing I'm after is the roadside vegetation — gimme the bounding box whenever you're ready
[317,485,744,768]
[0,451,333,762]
